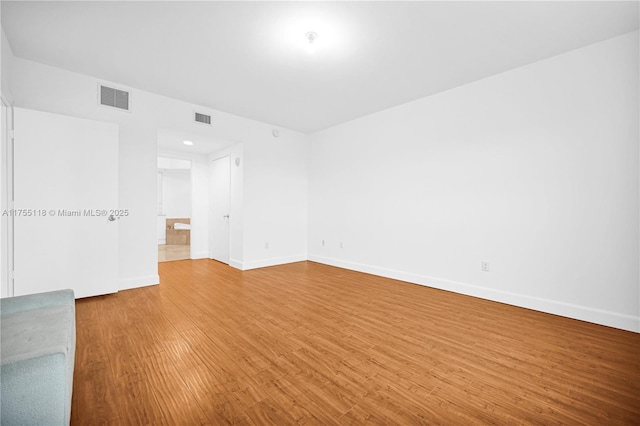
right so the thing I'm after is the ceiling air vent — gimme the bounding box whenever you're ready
[99,85,130,111]
[195,112,212,125]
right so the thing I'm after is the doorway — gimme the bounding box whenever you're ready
[157,156,192,262]
[156,127,240,268]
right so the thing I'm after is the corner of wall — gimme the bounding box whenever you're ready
[240,254,308,271]
[306,32,640,333]
[1,26,15,102]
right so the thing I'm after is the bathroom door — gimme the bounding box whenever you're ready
[210,156,230,264]
[12,108,119,298]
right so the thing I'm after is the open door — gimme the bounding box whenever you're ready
[13,108,119,298]
[210,156,230,264]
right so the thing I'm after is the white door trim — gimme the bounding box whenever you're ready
[1,94,14,298]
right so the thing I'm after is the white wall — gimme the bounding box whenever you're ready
[161,170,191,218]
[189,154,212,260]
[1,28,13,101]
[0,28,14,298]
[8,55,309,288]
[157,213,166,245]
[242,135,308,269]
[158,157,190,170]
[309,32,640,332]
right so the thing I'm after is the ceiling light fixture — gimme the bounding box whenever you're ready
[305,31,318,54]
[183,140,194,146]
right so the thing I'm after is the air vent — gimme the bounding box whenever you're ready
[99,85,130,111]
[195,112,212,125]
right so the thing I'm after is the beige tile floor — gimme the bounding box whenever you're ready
[158,244,190,262]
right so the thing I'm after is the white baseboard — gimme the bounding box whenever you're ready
[308,254,639,333]
[229,259,243,270]
[239,254,307,271]
[118,274,159,291]
[191,251,209,260]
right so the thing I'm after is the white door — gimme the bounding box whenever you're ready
[210,156,230,264]
[13,108,119,298]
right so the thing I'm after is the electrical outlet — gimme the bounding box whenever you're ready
[481,261,490,272]
[322,239,325,247]
[265,242,269,249]
[340,242,343,248]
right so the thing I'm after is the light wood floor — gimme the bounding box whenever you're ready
[158,244,190,262]
[72,260,640,425]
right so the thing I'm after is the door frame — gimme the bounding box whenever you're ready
[1,94,14,298]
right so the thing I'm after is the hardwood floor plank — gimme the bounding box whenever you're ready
[71,260,640,425]
[113,373,168,426]
[243,398,297,425]
[181,364,254,425]
[139,351,211,425]
[71,365,120,425]
[338,403,392,425]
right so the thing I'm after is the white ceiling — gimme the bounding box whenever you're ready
[2,1,638,134]
[157,127,235,155]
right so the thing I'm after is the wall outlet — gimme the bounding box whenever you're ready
[265,242,269,249]
[481,261,490,272]
[340,242,344,248]
[322,239,325,247]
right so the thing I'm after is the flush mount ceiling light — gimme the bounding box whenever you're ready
[272,13,351,58]
[183,140,194,146]
[305,31,318,54]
